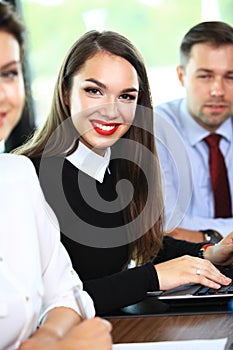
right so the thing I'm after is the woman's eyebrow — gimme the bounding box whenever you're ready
[121,87,139,93]
[85,78,139,93]
[85,78,106,89]
[0,60,21,70]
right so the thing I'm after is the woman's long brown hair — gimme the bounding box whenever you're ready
[15,30,164,264]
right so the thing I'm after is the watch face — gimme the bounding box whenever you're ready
[203,230,222,244]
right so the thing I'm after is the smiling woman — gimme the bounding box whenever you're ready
[0,0,35,153]
[15,30,165,314]
[0,1,26,144]
[0,31,25,141]
[68,52,139,155]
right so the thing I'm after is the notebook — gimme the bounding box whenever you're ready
[147,265,233,305]
[113,338,227,350]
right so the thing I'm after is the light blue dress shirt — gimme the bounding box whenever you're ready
[155,98,233,236]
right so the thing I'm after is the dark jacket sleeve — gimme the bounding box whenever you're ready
[83,262,158,315]
[84,237,204,315]
[154,236,204,263]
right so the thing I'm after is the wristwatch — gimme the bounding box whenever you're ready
[198,243,215,259]
[199,229,223,244]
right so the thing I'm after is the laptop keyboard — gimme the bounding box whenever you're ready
[195,282,233,296]
[195,265,233,296]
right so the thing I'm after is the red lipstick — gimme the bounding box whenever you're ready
[91,120,121,136]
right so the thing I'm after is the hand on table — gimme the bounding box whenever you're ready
[155,255,231,291]
[19,317,112,350]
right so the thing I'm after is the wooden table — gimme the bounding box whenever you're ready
[108,313,233,349]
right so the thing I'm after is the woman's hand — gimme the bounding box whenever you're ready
[155,255,231,291]
[204,231,233,266]
[19,317,112,350]
[19,307,82,349]
[57,317,112,350]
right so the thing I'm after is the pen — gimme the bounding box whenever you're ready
[73,285,86,319]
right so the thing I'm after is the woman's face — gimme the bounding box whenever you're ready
[0,31,25,141]
[68,51,139,156]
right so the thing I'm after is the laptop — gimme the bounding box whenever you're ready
[147,265,233,307]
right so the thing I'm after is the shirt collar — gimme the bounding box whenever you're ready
[181,99,233,145]
[66,141,111,183]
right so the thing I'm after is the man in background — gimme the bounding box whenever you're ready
[155,21,233,243]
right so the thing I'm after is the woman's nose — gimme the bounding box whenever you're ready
[101,99,121,120]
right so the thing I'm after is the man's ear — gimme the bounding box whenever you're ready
[176,65,185,87]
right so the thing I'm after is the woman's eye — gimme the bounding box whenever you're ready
[119,94,136,100]
[84,87,101,95]
[0,70,19,81]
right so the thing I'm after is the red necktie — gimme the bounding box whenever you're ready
[204,133,232,218]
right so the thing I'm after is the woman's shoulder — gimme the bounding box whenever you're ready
[0,153,35,175]
[30,155,67,175]
[0,154,41,195]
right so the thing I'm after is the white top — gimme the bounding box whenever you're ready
[155,98,233,236]
[0,154,95,350]
[0,140,5,153]
[66,141,110,183]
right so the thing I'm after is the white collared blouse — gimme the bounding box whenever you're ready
[0,154,95,350]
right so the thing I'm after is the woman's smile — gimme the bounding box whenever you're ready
[91,119,121,136]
